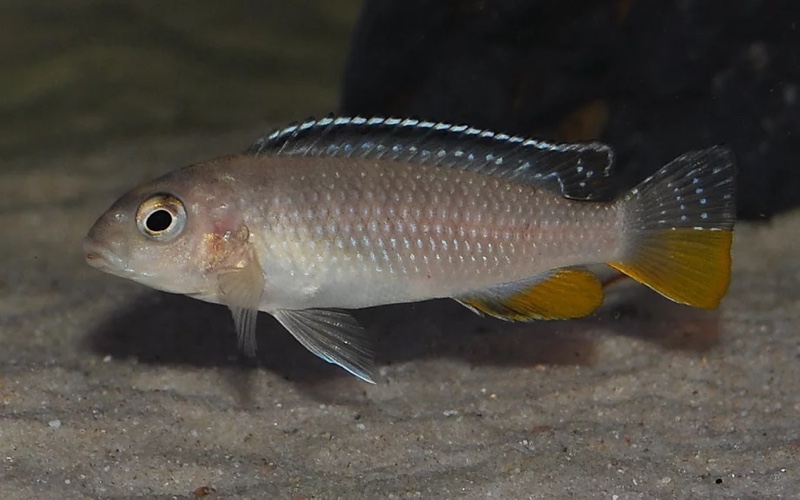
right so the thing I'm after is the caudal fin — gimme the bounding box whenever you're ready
[609,147,736,309]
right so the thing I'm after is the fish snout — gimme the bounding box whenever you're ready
[82,236,126,273]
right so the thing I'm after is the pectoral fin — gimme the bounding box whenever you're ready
[455,268,604,321]
[273,308,375,384]
[218,257,265,356]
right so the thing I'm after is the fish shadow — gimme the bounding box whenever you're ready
[85,280,721,401]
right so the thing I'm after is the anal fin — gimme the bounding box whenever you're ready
[455,268,604,321]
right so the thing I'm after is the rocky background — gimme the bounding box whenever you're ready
[344,0,800,219]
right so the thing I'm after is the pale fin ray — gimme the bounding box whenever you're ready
[218,256,265,356]
[273,308,375,383]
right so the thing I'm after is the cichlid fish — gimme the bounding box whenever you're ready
[83,117,736,382]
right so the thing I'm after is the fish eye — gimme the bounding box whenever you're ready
[135,194,186,241]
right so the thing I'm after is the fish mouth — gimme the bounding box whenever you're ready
[82,237,131,276]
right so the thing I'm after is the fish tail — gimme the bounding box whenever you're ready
[608,147,736,308]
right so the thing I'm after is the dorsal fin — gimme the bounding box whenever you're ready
[246,116,616,200]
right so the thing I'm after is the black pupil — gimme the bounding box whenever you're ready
[146,209,173,232]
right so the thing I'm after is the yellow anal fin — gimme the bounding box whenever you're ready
[455,268,604,322]
[609,229,732,309]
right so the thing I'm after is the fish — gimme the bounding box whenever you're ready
[83,116,737,383]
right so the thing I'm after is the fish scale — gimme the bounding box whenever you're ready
[249,156,621,312]
[84,116,736,382]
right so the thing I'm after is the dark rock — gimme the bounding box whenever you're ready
[342,0,800,219]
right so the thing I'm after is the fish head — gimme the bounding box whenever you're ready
[83,164,252,299]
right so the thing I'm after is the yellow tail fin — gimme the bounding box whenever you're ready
[612,148,736,309]
[609,229,732,308]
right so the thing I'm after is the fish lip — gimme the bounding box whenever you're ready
[82,237,130,276]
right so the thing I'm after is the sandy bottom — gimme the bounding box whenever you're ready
[1,133,798,498]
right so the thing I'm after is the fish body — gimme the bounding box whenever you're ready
[215,155,620,311]
[84,117,736,382]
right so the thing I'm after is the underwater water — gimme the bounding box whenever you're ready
[0,1,358,157]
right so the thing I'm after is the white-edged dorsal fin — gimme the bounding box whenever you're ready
[246,116,616,200]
